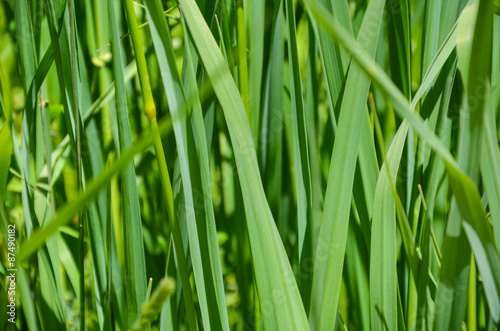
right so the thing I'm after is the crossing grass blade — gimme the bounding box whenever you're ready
[308,0,385,329]
[178,0,309,329]
[144,0,229,328]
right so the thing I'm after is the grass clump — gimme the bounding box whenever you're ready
[0,0,499,330]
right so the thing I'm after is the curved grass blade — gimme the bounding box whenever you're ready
[144,0,229,328]
[178,0,309,328]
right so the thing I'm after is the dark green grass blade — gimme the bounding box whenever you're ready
[261,2,284,222]
[284,0,312,262]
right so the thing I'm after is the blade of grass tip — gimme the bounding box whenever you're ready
[307,0,385,329]
[120,0,199,328]
[145,278,154,303]
[178,0,310,329]
[144,0,229,329]
[284,0,312,264]
[108,1,147,328]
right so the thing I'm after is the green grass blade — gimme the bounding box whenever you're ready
[144,0,229,328]
[120,1,199,327]
[387,0,411,97]
[308,0,385,328]
[370,122,407,331]
[247,0,265,145]
[284,0,312,261]
[178,0,309,328]
[481,108,500,248]
[305,1,500,327]
[107,1,147,326]
[0,123,12,205]
[261,2,284,221]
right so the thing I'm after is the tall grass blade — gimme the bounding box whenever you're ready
[144,0,229,328]
[308,0,385,328]
[107,1,147,326]
[178,0,309,328]
[284,0,312,262]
